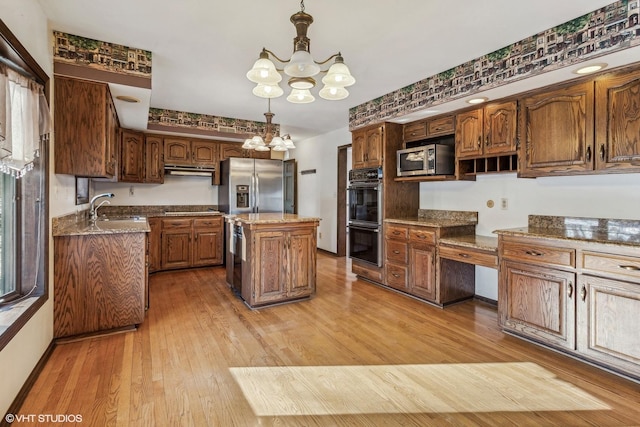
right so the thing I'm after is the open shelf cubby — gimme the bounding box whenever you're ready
[458,154,518,177]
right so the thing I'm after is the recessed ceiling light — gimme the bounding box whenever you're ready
[467,97,488,105]
[574,63,608,75]
[115,95,140,103]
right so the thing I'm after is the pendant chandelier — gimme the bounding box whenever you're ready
[242,99,296,152]
[246,0,355,103]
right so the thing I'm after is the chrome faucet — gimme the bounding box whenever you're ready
[89,193,115,221]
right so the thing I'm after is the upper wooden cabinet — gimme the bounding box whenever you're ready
[54,76,119,177]
[455,101,517,159]
[352,125,383,169]
[403,115,454,143]
[594,69,640,173]
[145,135,164,184]
[519,81,594,177]
[119,129,145,183]
[164,138,218,167]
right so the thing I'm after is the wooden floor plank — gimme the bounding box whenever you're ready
[15,253,640,426]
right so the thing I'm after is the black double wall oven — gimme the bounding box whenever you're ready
[347,167,383,267]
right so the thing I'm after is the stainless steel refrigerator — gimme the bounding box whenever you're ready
[219,158,284,214]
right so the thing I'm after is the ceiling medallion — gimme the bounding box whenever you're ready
[246,0,355,103]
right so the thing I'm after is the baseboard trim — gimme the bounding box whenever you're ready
[317,248,339,257]
[474,295,498,306]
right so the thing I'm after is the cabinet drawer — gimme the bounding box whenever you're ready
[502,241,575,268]
[193,217,221,229]
[386,240,408,263]
[439,245,498,268]
[427,115,454,136]
[409,228,436,245]
[385,224,409,240]
[352,262,383,282]
[581,251,640,282]
[386,263,407,290]
[403,122,427,141]
[162,218,192,229]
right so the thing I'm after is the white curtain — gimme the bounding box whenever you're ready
[0,64,51,178]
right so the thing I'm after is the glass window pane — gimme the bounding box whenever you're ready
[0,173,17,298]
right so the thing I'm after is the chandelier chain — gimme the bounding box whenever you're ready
[300,0,305,12]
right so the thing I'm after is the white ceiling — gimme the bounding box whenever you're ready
[37,0,632,141]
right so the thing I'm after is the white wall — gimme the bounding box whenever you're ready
[0,0,56,416]
[94,175,218,206]
[293,127,352,252]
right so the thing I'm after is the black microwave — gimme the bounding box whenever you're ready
[397,144,455,176]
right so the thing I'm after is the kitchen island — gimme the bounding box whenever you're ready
[228,213,320,308]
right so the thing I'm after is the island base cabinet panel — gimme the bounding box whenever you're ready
[288,230,316,297]
[54,233,146,338]
[251,232,287,305]
[577,275,640,377]
[501,261,576,351]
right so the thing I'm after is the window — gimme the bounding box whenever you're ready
[0,172,17,300]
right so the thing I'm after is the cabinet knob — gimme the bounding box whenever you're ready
[477,136,482,148]
[580,285,587,302]
[567,281,573,298]
[459,253,470,258]
[599,144,605,161]
[586,146,592,162]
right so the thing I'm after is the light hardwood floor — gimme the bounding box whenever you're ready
[16,253,640,426]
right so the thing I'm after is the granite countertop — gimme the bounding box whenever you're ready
[53,216,151,236]
[385,209,479,228]
[439,235,498,252]
[494,215,640,247]
[231,213,321,225]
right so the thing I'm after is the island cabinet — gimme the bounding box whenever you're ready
[147,217,162,272]
[54,231,147,338]
[238,215,319,308]
[498,225,640,379]
[160,215,224,270]
[54,75,119,178]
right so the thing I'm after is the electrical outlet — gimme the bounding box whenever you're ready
[501,198,508,210]
[129,186,134,196]
[319,231,323,239]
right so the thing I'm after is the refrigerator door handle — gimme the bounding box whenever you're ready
[250,173,256,213]
[255,173,260,213]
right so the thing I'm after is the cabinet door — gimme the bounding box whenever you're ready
[365,126,383,167]
[287,229,316,298]
[219,143,246,160]
[164,138,192,165]
[409,244,436,301]
[577,275,640,377]
[484,101,517,156]
[253,231,287,304]
[519,81,594,177]
[192,140,217,166]
[193,228,223,266]
[161,229,191,269]
[352,129,366,169]
[120,129,145,183]
[148,218,162,272]
[595,71,640,173]
[105,93,118,176]
[455,109,483,159]
[502,261,576,350]
[145,135,164,183]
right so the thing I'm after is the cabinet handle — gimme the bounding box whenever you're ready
[393,250,400,254]
[485,135,490,147]
[417,234,427,239]
[411,132,416,136]
[586,146,592,162]
[567,281,573,298]
[619,265,640,271]
[525,250,543,256]
[392,273,400,278]
[458,253,470,258]
[477,136,482,148]
[580,285,587,302]
[393,231,401,235]
[599,144,605,161]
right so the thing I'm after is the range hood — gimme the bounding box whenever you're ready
[164,165,215,177]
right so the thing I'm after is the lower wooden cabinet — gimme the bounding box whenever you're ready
[148,217,161,272]
[499,233,640,379]
[158,215,224,271]
[241,220,318,307]
[54,232,146,338]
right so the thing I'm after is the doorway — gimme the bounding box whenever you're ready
[336,145,351,257]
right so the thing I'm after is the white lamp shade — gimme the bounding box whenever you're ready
[246,57,282,84]
[322,61,355,87]
[254,145,270,152]
[273,145,288,152]
[284,50,321,78]
[253,83,284,98]
[269,136,285,147]
[287,89,315,104]
[319,85,349,101]
[251,135,266,147]
[283,135,295,149]
[242,138,254,149]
